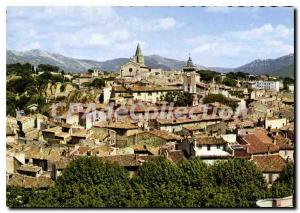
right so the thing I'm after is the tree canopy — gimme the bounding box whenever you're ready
[6,63,69,116]
[197,70,220,83]
[269,162,294,199]
[6,157,289,208]
[162,91,193,106]
[222,77,237,87]
[202,93,239,110]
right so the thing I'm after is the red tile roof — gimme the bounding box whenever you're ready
[252,155,286,173]
[242,134,279,154]
[240,128,280,155]
[274,135,294,150]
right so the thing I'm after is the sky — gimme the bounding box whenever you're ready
[6,6,294,68]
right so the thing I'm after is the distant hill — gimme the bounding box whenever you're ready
[207,67,235,73]
[275,64,294,78]
[6,49,207,73]
[234,54,294,77]
[7,49,294,77]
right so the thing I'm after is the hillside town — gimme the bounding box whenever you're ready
[6,44,295,207]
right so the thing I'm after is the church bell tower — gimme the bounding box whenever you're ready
[183,54,199,94]
[133,43,145,66]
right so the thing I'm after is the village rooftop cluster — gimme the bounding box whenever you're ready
[6,44,294,207]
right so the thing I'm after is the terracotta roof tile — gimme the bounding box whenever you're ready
[242,134,279,154]
[252,155,286,173]
[195,136,227,145]
[8,174,54,189]
[148,130,182,141]
[274,135,294,150]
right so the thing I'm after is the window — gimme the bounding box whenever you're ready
[207,145,211,151]
[129,68,133,73]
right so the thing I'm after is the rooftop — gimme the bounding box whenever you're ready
[241,134,279,155]
[8,174,54,189]
[105,121,138,130]
[195,136,227,145]
[17,164,42,173]
[252,155,286,173]
[99,154,160,167]
[147,129,182,141]
[167,150,186,164]
[274,135,294,150]
[112,85,180,92]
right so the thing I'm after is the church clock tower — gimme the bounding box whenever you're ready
[183,54,200,94]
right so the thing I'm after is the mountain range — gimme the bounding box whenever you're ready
[235,53,294,77]
[6,49,294,78]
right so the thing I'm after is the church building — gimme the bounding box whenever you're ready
[119,44,152,79]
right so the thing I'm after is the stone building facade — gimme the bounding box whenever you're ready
[119,44,151,79]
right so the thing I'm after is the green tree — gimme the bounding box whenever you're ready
[178,158,212,207]
[131,157,186,207]
[6,186,35,208]
[197,70,220,83]
[202,93,239,110]
[269,162,294,198]
[162,91,193,106]
[222,77,237,87]
[27,157,134,208]
[91,78,105,88]
[283,77,294,90]
[209,159,268,207]
[37,64,59,72]
[176,91,193,106]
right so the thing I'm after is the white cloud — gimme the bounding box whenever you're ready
[138,17,183,32]
[7,7,185,60]
[154,18,177,30]
[188,24,294,66]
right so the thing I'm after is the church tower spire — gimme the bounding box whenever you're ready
[135,43,142,56]
[133,43,145,66]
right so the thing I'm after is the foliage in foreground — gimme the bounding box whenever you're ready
[7,157,294,208]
